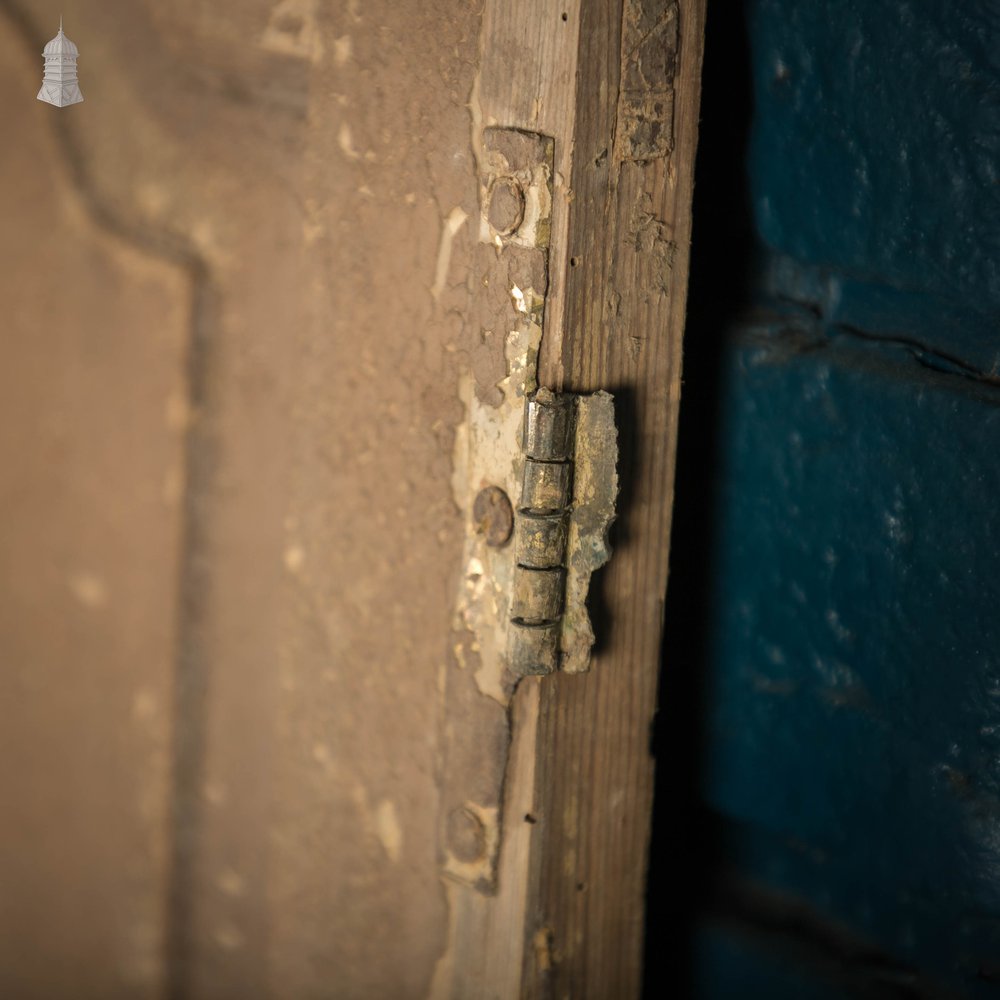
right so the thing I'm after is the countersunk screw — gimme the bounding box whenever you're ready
[446,805,487,863]
[473,485,513,547]
[486,176,526,238]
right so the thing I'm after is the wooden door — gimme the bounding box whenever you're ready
[0,2,704,996]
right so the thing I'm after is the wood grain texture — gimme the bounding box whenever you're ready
[528,1,706,996]
[438,2,705,996]
[430,7,584,997]
[475,0,582,390]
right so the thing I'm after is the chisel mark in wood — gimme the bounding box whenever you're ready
[616,0,679,162]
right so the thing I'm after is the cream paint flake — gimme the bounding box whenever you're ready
[374,800,403,864]
[216,868,246,897]
[451,331,619,685]
[69,572,108,609]
[338,122,361,161]
[260,0,324,62]
[451,291,543,706]
[431,207,469,302]
[333,34,352,66]
[283,544,305,573]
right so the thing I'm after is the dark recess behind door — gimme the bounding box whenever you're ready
[647,2,1000,996]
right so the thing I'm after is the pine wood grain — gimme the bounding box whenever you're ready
[439,2,705,996]
[430,6,585,997]
[528,1,707,995]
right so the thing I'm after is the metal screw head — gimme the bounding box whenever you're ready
[446,806,487,863]
[473,485,514,547]
[486,176,526,237]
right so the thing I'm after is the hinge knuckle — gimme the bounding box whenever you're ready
[508,620,561,677]
[523,391,575,462]
[511,565,565,623]
[521,459,572,513]
[508,391,576,677]
[514,511,568,568]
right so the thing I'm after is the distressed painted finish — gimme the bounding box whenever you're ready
[707,321,1000,992]
[0,16,187,998]
[749,0,1000,373]
[1,2,704,999]
[436,2,704,996]
[1,1,478,996]
[696,922,851,1000]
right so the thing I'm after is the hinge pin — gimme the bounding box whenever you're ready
[522,392,574,462]
[508,390,576,677]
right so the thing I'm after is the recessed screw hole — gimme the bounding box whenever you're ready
[570,256,579,267]
[575,882,586,892]
[561,12,568,21]
[524,813,537,824]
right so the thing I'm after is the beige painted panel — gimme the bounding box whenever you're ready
[0,15,189,998]
[0,2,482,996]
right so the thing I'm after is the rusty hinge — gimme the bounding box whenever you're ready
[508,387,618,678]
[508,390,576,675]
[441,126,619,896]
[451,125,619,688]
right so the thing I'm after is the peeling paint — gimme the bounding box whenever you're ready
[212,924,245,952]
[333,35,352,67]
[131,690,158,723]
[533,926,554,973]
[451,293,543,705]
[431,206,469,302]
[338,121,361,161]
[216,869,245,897]
[374,800,403,864]
[260,0,324,63]
[478,130,554,251]
[69,572,108,609]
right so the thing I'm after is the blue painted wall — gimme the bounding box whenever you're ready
[650,1,1000,996]
[704,328,1000,994]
